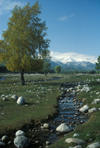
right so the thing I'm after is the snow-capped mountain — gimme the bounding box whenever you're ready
[50,51,96,71]
[50,51,97,64]
[50,58,96,71]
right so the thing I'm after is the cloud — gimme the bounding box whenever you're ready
[0,0,26,15]
[58,16,68,21]
[50,51,97,64]
[58,14,74,21]
[69,14,74,17]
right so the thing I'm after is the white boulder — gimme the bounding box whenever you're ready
[92,99,100,104]
[86,142,100,148]
[65,138,86,145]
[79,105,89,113]
[11,94,18,100]
[17,96,25,105]
[73,133,79,137]
[69,145,82,148]
[1,94,5,98]
[88,107,97,113]
[1,135,9,142]
[56,123,72,133]
[43,123,49,129]
[14,136,30,148]
[15,130,25,136]
[2,97,8,101]
[80,84,90,92]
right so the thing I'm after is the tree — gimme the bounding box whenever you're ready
[41,49,51,76]
[95,56,100,72]
[89,70,96,74]
[0,1,50,85]
[55,65,61,73]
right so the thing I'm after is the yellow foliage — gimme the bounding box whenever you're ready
[0,1,49,73]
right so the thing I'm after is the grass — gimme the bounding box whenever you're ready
[0,74,62,134]
[0,73,100,147]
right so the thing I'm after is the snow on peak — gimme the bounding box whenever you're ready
[50,51,97,64]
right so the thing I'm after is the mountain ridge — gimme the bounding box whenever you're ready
[50,58,96,71]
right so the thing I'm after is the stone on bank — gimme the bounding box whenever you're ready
[65,138,86,145]
[88,107,97,113]
[86,142,100,148]
[79,105,89,113]
[14,136,30,148]
[17,96,25,105]
[56,123,72,133]
[15,130,25,136]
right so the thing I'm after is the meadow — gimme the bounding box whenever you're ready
[0,73,100,147]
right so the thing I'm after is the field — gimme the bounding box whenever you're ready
[0,73,100,147]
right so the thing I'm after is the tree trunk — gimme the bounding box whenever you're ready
[44,70,47,77]
[21,72,25,85]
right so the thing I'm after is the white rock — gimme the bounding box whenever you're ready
[86,142,100,148]
[96,92,100,95]
[81,85,90,92]
[73,133,79,137]
[77,89,81,92]
[92,99,100,104]
[43,123,49,129]
[88,107,97,113]
[1,135,9,142]
[17,96,25,105]
[1,94,5,98]
[65,138,86,145]
[69,145,82,148]
[11,94,18,100]
[2,97,8,101]
[46,141,51,145]
[14,136,30,148]
[97,79,100,82]
[79,105,89,113]
[15,130,25,136]
[56,123,72,133]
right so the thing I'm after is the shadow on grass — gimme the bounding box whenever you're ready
[90,81,100,86]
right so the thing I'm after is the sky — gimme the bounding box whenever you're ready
[0,0,100,63]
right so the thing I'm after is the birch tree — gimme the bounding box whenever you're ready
[0,1,50,85]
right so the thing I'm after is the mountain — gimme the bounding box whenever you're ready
[50,58,96,72]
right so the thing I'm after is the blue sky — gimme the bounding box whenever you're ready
[0,0,100,63]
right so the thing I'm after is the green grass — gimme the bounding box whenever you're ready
[0,73,63,136]
[1,73,100,147]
